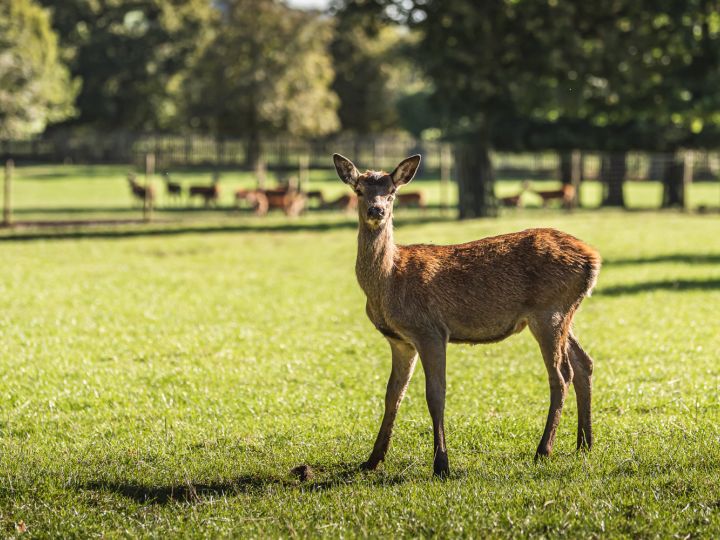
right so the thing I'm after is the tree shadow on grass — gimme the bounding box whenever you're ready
[0,215,453,242]
[80,462,410,505]
[604,253,720,266]
[598,278,720,296]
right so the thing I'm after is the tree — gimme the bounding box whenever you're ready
[0,0,77,138]
[183,0,339,167]
[521,1,720,208]
[39,0,214,131]
[408,0,583,217]
[381,0,720,215]
[331,1,425,134]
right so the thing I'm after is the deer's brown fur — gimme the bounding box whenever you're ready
[333,153,600,477]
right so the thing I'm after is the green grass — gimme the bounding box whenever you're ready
[5,164,720,223]
[1,168,720,537]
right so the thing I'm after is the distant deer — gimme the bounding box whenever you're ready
[305,190,325,207]
[263,188,306,217]
[323,193,358,213]
[163,172,182,202]
[395,191,427,210]
[499,193,522,207]
[189,173,220,206]
[127,173,155,204]
[333,153,600,477]
[532,183,576,209]
[235,189,269,216]
[499,181,530,208]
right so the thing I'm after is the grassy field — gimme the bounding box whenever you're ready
[1,168,720,537]
[4,164,720,223]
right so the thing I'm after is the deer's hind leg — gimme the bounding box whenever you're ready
[363,339,418,470]
[568,332,593,450]
[530,311,573,459]
[415,337,449,477]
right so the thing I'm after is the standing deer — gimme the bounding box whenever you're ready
[163,172,182,202]
[189,173,220,206]
[395,191,427,210]
[333,153,600,477]
[532,183,576,209]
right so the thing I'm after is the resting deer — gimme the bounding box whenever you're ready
[333,153,600,477]
[235,189,269,216]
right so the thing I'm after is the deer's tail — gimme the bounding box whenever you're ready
[583,250,602,297]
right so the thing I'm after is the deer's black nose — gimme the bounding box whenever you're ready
[367,206,385,219]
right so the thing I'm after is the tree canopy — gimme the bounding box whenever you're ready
[379,0,720,214]
[38,0,215,131]
[182,0,339,164]
[0,0,77,138]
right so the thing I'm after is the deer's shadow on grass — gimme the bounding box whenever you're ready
[80,462,410,505]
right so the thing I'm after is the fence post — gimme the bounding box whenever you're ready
[256,157,267,190]
[3,159,13,227]
[440,144,452,215]
[298,154,309,192]
[682,150,694,211]
[144,152,155,222]
[570,150,582,209]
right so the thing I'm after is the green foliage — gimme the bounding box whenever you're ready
[183,0,339,141]
[396,88,442,138]
[1,206,720,536]
[407,0,720,152]
[0,0,77,138]
[330,8,401,133]
[39,0,215,131]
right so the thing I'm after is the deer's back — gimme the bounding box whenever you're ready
[385,228,600,342]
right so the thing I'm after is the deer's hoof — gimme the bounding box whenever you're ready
[433,455,450,478]
[360,459,380,471]
[534,448,552,463]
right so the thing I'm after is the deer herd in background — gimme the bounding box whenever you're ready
[127,169,575,216]
[127,170,429,216]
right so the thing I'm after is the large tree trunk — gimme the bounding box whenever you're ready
[662,156,686,208]
[601,152,627,207]
[559,151,572,185]
[455,140,497,219]
[246,130,262,171]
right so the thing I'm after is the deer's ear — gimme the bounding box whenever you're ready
[391,155,421,187]
[333,154,359,187]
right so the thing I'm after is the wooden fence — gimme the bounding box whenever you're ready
[2,133,720,182]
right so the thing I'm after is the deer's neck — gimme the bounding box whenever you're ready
[356,219,396,294]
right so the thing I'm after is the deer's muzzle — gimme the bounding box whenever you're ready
[367,206,385,220]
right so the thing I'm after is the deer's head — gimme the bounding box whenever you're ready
[333,154,421,230]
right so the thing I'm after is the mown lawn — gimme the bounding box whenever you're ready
[5,164,720,223]
[1,174,720,537]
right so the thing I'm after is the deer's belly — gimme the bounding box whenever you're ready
[446,315,528,344]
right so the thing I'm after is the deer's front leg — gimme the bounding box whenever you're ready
[363,339,418,470]
[417,338,449,478]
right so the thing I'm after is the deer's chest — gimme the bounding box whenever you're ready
[364,295,408,342]
[364,297,386,328]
